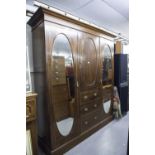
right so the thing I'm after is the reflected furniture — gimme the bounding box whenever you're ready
[28,7,115,155]
[114,54,129,114]
[26,93,38,155]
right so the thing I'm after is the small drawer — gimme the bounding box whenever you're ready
[52,77,66,85]
[53,57,65,65]
[53,65,66,73]
[53,71,66,78]
[53,85,67,93]
[80,99,102,115]
[81,109,102,132]
[80,90,101,104]
[26,100,36,120]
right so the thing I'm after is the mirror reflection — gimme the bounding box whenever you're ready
[52,34,75,136]
[102,45,112,84]
[103,100,111,113]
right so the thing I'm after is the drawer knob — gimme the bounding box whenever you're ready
[84,121,88,125]
[93,104,97,108]
[94,93,97,96]
[84,107,88,112]
[87,61,90,64]
[94,116,97,120]
[56,77,59,81]
[55,72,59,74]
[26,115,29,118]
[84,95,88,100]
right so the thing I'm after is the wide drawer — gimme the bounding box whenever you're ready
[53,85,68,93]
[81,109,102,132]
[80,98,102,115]
[53,71,66,78]
[53,64,65,72]
[80,89,101,104]
[52,77,66,85]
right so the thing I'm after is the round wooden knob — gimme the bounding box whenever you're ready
[84,107,88,112]
[93,104,97,108]
[94,93,97,96]
[84,95,88,99]
[84,121,88,125]
[94,116,97,120]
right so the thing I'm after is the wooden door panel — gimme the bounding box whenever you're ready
[44,21,79,148]
[78,32,99,91]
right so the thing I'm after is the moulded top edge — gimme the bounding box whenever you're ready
[27,7,117,38]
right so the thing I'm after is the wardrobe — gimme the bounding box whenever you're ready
[28,7,115,155]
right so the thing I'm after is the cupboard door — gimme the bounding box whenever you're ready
[78,32,100,92]
[44,22,78,148]
[100,37,114,117]
[100,37,114,86]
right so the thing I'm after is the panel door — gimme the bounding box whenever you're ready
[78,32,100,92]
[100,37,114,117]
[44,21,79,148]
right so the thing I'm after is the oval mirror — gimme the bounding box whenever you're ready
[102,44,112,83]
[81,38,97,86]
[52,34,75,136]
[103,100,111,114]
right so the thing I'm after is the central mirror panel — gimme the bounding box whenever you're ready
[52,34,75,136]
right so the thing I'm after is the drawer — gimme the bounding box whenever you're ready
[26,99,36,121]
[81,109,102,132]
[53,85,68,93]
[53,64,65,72]
[80,98,102,115]
[52,77,66,85]
[53,71,66,78]
[53,57,65,65]
[80,90,101,104]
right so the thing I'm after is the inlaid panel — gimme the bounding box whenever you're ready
[79,32,99,91]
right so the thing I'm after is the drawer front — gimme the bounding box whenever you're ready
[53,65,65,72]
[81,109,102,132]
[53,85,68,94]
[80,89,101,104]
[80,98,102,115]
[26,99,36,120]
[52,77,66,85]
[53,71,66,78]
[53,57,65,66]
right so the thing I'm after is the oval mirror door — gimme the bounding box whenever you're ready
[52,34,75,136]
[102,44,112,83]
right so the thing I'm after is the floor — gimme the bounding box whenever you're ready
[39,113,129,155]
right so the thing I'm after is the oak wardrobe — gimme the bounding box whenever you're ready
[28,7,115,155]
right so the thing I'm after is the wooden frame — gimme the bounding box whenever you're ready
[28,7,114,155]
